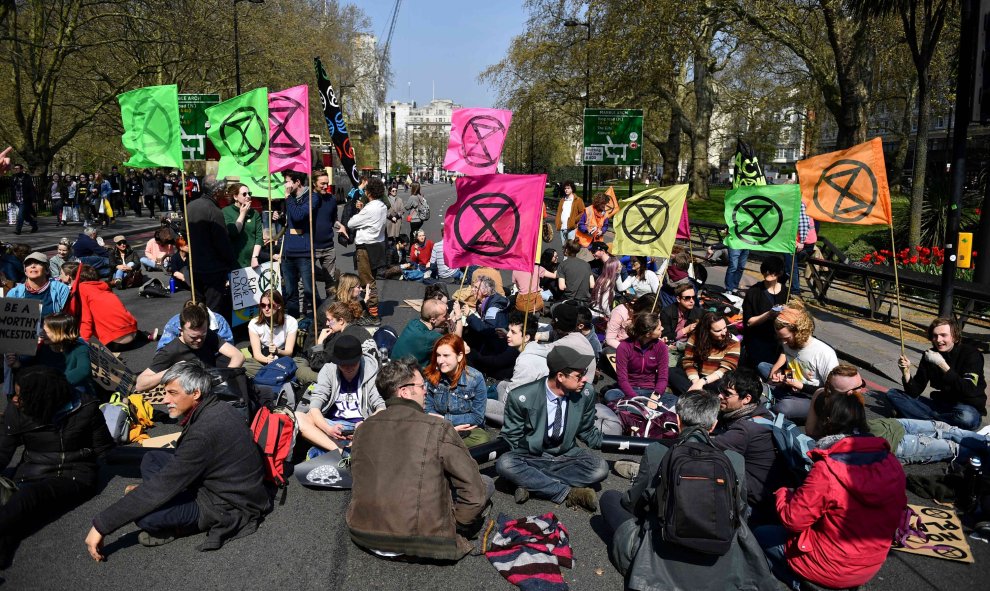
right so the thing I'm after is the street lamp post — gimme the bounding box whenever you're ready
[233,0,264,96]
[564,18,591,201]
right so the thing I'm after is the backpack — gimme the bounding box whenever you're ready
[139,277,171,299]
[655,428,740,556]
[100,398,131,444]
[250,403,298,491]
[372,325,398,360]
[613,396,679,440]
[416,196,431,221]
[751,412,816,482]
[253,356,297,389]
[336,200,357,247]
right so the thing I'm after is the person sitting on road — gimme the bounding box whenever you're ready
[511,257,555,314]
[48,238,76,279]
[2,367,113,569]
[428,227,463,281]
[391,299,464,367]
[603,293,648,352]
[741,255,787,369]
[616,255,659,298]
[295,301,374,384]
[296,335,382,460]
[424,334,490,448]
[603,311,672,405]
[754,364,906,591]
[167,236,191,292]
[601,390,776,591]
[659,283,702,348]
[85,360,269,558]
[71,226,110,277]
[242,290,297,378]
[464,275,510,356]
[496,346,608,512]
[24,313,93,396]
[556,238,594,302]
[550,301,598,383]
[760,301,838,422]
[335,272,377,327]
[670,311,740,396]
[404,229,433,280]
[346,357,493,561]
[134,303,244,392]
[486,312,549,426]
[140,226,177,272]
[61,263,145,349]
[886,317,986,431]
[589,255,622,316]
[158,300,234,350]
[810,364,990,469]
[379,233,410,279]
[468,310,526,383]
[539,247,562,301]
[108,235,143,289]
[5,251,70,319]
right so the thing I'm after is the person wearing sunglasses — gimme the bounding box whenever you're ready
[222,183,262,269]
[243,290,297,378]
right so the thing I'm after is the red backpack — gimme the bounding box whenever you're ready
[251,403,297,490]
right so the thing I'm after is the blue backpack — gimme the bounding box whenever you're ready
[254,356,298,389]
[751,412,816,481]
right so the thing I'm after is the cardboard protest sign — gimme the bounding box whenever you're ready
[88,339,137,395]
[0,298,41,356]
[230,262,281,327]
[892,504,974,563]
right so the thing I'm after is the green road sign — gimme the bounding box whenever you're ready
[583,108,643,166]
[178,93,221,161]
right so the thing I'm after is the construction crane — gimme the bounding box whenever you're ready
[377,0,402,102]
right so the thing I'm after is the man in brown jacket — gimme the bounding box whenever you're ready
[346,357,494,561]
[554,180,585,246]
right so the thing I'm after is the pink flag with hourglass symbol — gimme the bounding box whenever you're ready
[443,174,546,272]
[268,85,311,174]
[443,108,513,176]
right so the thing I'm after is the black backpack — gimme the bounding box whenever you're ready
[655,428,740,556]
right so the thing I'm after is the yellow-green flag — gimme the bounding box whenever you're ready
[118,85,183,169]
[206,88,270,179]
[241,172,285,199]
[611,185,689,257]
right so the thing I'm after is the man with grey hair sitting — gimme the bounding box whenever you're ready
[600,390,775,590]
[85,361,269,560]
[465,274,510,357]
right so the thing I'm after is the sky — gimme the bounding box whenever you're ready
[347,0,529,108]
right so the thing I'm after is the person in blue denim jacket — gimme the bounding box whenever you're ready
[423,334,490,447]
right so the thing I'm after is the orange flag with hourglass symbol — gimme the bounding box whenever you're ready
[797,138,892,226]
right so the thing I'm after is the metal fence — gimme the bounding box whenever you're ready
[0,175,57,215]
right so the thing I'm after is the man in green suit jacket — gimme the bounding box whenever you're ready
[496,346,608,512]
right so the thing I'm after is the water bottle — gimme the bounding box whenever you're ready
[168,277,176,293]
[959,457,983,513]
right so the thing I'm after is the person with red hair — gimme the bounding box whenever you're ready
[423,334,489,447]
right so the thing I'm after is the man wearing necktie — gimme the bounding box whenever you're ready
[496,346,608,512]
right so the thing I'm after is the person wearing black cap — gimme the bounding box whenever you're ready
[295,335,383,458]
[496,345,608,513]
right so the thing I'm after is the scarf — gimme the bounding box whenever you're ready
[721,402,760,423]
[24,279,51,295]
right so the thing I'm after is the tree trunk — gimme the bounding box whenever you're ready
[833,69,870,149]
[890,82,917,192]
[909,74,932,249]
[660,115,681,184]
[689,12,716,199]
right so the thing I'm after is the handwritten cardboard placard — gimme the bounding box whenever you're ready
[230,262,281,327]
[893,504,974,563]
[88,339,137,395]
[0,298,41,356]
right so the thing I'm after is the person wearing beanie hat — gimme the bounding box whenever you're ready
[296,334,383,458]
[496,345,608,513]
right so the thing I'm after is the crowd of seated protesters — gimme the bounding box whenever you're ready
[1,213,986,591]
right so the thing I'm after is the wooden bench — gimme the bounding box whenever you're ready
[805,237,990,327]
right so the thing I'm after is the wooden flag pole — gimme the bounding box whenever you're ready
[307,173,319,336]
[181,169,196,303]
[267,179,275,337]
[520,221,543,351]
[649,258,671,314]
[888,224,906,356]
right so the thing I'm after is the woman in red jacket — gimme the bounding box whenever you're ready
[755,364,906,590]
[61,262,141,348]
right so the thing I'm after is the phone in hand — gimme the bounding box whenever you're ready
[771,304,784,313]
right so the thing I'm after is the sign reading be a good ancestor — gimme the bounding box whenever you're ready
[0,298,41,356]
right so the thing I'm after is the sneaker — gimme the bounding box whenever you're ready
[138,531,176,547]
[564,487,598,513]
[149,328,160,341]
[307,446,326,460]
[613,459,641,480]
[355,315,381,327]
[514,487,530,504]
